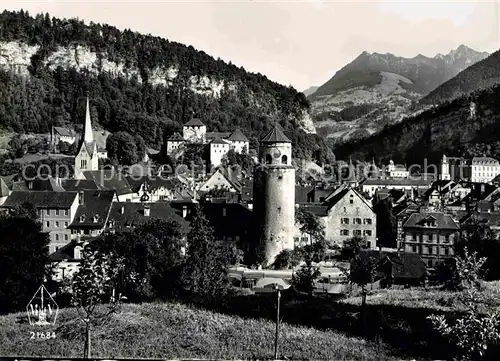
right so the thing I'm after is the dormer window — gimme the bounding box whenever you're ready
[80,215,86,222]
[93,214,99,223]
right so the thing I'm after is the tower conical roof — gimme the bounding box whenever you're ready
[83,97,94,143]
[261,126,291,143]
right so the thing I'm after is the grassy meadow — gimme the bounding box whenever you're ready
[0,302,399,360]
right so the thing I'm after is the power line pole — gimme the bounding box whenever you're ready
[274,285,281,360]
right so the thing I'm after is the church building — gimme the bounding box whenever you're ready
[74,98,99,179]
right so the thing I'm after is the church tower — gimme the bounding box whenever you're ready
[440,154,450,180]
[74,97,98,179]
[253,126,295,265]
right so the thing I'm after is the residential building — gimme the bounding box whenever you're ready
[439,154,500,183]
[302,184,377,249]
[198,167,241,193]
[400,212,460,269]
[1,191,80,253]
[466,157,500,183]
[106,202,188,235]
[68,190,116,240]
[51,126,77,149]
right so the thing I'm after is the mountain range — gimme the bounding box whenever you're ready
[333,48,500,165]
[308,45,490,144]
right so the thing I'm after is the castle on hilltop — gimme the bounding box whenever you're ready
[165,118,250,168]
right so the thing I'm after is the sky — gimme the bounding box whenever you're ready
[2,0,499,90]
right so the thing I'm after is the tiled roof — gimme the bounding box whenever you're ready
[362,177,433,187]
[53,126,75,137]
[461,212,500,227]
[107,202,187,232]
[403,212,460,230]
[207,132,231,140]
[298,204,329,217]
[471,157,499,165]
[12,178,65,192]
[61,179,100,192]
[69,190,116,229]
[1,191,77,209]
[384,252,427,279]
[184,118,205,127]
[211,137,229,145]
[83,169,133,196]
[261,126,291,143]
[173,203,252,239]
[49,242,78,262]
[168,132,184,141]
[323,184,373,211]
[227,129,249,142]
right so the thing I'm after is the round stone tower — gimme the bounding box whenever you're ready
[253,126,295,265]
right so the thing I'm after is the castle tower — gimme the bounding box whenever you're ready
[74,97,98,179]
[253,126,295,265]
[440,154,450,180]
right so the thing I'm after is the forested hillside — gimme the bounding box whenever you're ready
[333,84,500,165]
[0,10,328,161]
[421,49,500,105]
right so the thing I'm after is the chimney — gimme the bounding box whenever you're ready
[144,205,150,217]
[182,205,188,218]
[79,191,84,205]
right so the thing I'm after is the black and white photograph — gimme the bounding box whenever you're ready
[0,0,499,360]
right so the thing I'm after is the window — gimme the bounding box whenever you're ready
[46,209,50,216]
[340,229,349,236]
[354,218,362,225]
[281,155,288,165]
[353,230,362,236]
[363,218,372,225]
[46,221,50,228]
[65,234,69,241]
[55,234,59,241]
[412,245,417,252]
[64,221,68,227]
[350,199,354,204]
[341,218,349,225]
[444,247,449,256]
[428,234,433,242]
[65,210,69,216]
[265,154,272,164]
[364,230,372,236]
[81,159,87,169]
[343,207,346,212]
[428,260,433,267]
[55,210,59,216]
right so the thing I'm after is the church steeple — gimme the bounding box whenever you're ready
[83,96,94,143]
